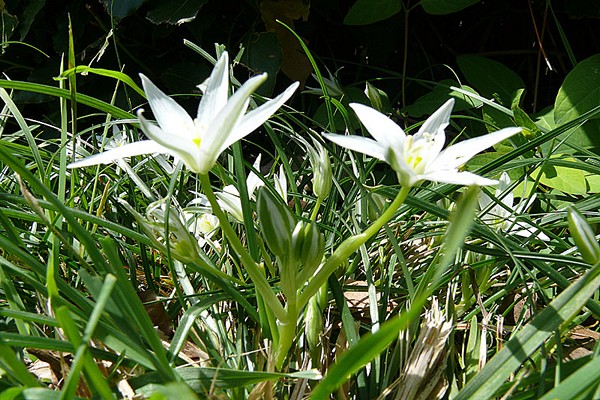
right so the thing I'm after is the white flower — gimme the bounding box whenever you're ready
[215,154,265,221]
[296,135,332,199]
[478,172,549,241]
[215,154,288,222]
[323,99,521,187]
[68,51,299,174]
[274,164,287,202]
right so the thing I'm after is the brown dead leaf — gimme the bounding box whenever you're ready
[260,0,312,86]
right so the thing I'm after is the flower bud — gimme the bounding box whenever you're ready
[364,81,391,113]
[291,221,325,274]
[568,206,600,264]
[257,186,295,258]
[305,295,323,352]
[121,200,201,263]
[297,136,332,200]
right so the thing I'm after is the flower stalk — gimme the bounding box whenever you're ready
[199,173,287,321]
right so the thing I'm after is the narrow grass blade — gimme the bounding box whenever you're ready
[454,262,600,400]
[130,367,321,393]
[538,355,600,400]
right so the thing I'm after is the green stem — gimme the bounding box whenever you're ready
[298,185,411,308]
[310,196,324,221]
[199,173,287,321]
[274,304,296,370]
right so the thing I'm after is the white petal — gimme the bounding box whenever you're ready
[196,52,230,127]
[323,133,388,162]
[67,140,166,168]
[509,221,550,241]
[478,191,493,211]
[416,99,454,137]
[140,74,195,137]
[275,164,287,200]
[413,99,454,160]
[349,103,405,150]
[435,127,521,169]
[497,172,514,208]
[420,170,499,186]
[246,154,265,197]
[216,186,243,222]
[138,110,202,172]
[231,81,300,147]
[203,73,268,159]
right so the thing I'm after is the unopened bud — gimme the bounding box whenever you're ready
[257,186,295,258]
[291,221,325,274]
[568,206,600,264]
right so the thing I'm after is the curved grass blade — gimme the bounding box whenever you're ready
[60,66,146,98]
[0,80,134,120]
[454,261,600,400]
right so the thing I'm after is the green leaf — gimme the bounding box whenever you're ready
[146,0,209,24]
[512,89,543,139]
[457,55,525,106]
[99,0,149,19]
[553,54,600,150]
[555,54,600,125]
[586,173,600,193]
[240,32,282,96]
[531,157,587,195]
[343,0,403,25]
[420,0,479,15]
[18,0,45,40]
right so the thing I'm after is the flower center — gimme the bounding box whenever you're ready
[404,133,436,174]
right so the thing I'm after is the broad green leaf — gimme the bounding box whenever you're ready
[343,0,403,25]
[240,32,282,96]
[454,260,600,400]
[553,54,600,150]
[146,0,209,24]
[457,55,525,106]
[405,80,482,117]
[420,0,479,15]
[512,88,542,139]
[555,54,600,125]
[586,173,600,193]
[99,0,149,19]
[531,157,587,195]
[18,0,45,40]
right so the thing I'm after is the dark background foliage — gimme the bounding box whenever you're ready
[1,0,598,124]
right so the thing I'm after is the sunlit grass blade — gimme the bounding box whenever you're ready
[130,366,321,394]
[454,261,600,400]
[0,80,134,120]
[310,186,479,399]
[60,66,146,98]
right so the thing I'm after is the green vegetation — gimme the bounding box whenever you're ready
[1,0,600,398]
